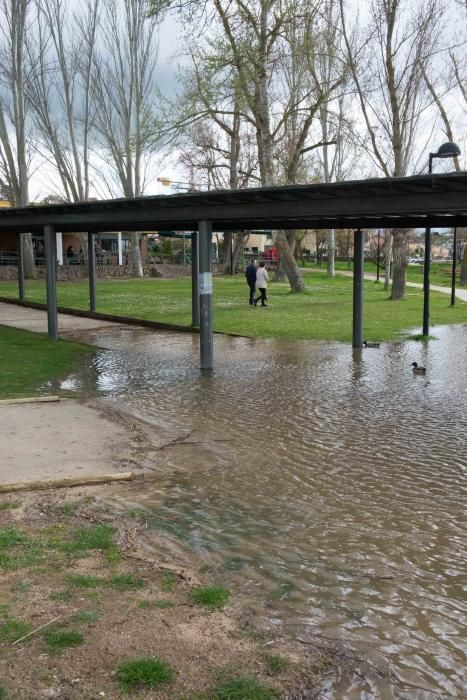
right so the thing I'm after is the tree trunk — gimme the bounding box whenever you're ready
[390,229,406,299]
[22,234,36,278]
[384,230,392,290]
[327,229,336,276]
[233,233,248,271]
[79,234,88,263]
[274,257,287,282]
[222,232,248,273]
[273,230,305,292]
[128,232,143,277]
[460,247,467,286]
[222,232,232,271]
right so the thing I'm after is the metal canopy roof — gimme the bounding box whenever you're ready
[0,172,466,233]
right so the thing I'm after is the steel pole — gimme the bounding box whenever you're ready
[230,234,234,276]
[44,224,58,340]
[17,233,25,301]
[198,220,213,370]
[423,155,434,336]
[88,232,96,312]
[376,229,381,282]
[422,227,431,335]
[352,228,364,348]
[191,231,199,326]
[451,227,457,306]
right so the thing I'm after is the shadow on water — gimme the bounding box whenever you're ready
[56,323,467,699]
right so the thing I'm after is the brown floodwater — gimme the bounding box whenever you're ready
[59,324,467,699]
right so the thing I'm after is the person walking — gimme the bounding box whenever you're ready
[254,261,269,307]
[245,259,257,305]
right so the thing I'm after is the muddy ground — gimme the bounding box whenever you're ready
[0,485,342,700]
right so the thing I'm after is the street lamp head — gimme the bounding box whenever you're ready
[433,141,461,159]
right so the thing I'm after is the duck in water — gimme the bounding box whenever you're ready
[412,362,426,374]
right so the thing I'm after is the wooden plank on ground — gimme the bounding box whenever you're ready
[0,396,60,406]
[0,471,139,494]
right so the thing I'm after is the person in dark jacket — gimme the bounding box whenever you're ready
[245,260,257,305]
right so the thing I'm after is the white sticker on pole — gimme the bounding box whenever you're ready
[199,272,212,295]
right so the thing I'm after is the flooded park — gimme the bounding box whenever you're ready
[54,322,467,699]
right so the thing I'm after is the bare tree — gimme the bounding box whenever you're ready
[0,0,35,276]
[178,116,257,271]
[27,0,100,257]
[163,0,316,292]
[163,0,357,290]
[339,0,443,300]
[93,0,163,276]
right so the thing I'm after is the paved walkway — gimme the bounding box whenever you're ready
[0,301,125,335]
[305,268,467,302]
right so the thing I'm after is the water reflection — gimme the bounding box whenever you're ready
[61,323,467,698]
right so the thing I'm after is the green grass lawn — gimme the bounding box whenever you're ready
[306,260,463,287]
[0,326,90,398]
[0,272,466,343]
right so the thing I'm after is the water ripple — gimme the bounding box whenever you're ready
[62,323,467,699]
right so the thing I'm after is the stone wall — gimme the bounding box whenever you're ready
[0,262,198,281]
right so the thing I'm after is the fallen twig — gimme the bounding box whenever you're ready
[12,615,63,645]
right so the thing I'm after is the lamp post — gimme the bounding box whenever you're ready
[423,141,461,336]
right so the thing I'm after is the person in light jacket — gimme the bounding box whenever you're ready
[254,261,269,307]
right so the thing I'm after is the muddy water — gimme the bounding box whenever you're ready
[61,324,467,699]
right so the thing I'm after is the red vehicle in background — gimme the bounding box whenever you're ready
[261,246,280,263]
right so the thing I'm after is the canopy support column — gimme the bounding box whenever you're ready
[198,220,213,370]
[44,224,58,340]
[191,231,199,326]
[17,233,25,301]
[352,228,364,348]
[88,232,96,312]
[117,232,123,266]
[423,226,431,335]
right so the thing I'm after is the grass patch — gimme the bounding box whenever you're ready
[137,599,173,609]
[116,657,175,692]
[0,503,18,511]
[0,685,5,699]
[406,333,437,341]
[160,571,178,592]
[210,676,279,699]
[49,589,73,601]
[43,627,84,654]
[66,574,104,589]
[0,618,31,643]
[0,325,90,399]
[73,609,100,623]
[54,501,84,516]
[63,524,116,555]
[0,274,465,343]
[269,581,295,601]
[12,580,31,594]
[154,599,173,609]
[262,652,289,675]
[191,585,230,609]
[220,557,245,571]
[108,574,146,590]
[0,527,42,570]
